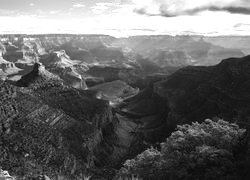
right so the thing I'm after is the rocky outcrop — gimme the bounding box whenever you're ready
[0,41,31,81]
[1,42,23,63]
[0,169,14,180]
[16,63,62,88]
[0,54,21,80]
[39,50,89,89]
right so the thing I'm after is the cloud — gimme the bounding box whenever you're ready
[117,0,132,4]
[180,6,250,16]
[91,3,114,14]
[49,10,60,15]
[1,0,249,37]
[0,9,18,16]
[29,3,35,7]
[72,3,85,8]
[133,0,250,17]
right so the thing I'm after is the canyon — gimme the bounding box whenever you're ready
[1,34,250,179]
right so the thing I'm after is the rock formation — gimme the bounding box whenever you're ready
[39,50,89,89]
[0,50,21,80]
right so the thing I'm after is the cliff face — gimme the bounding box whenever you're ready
[39,50,89,89]
[0,53,21,80]
[0,81,81,178]
[93,86,169,168]
[155,55,250,130]
[1,66,115,179]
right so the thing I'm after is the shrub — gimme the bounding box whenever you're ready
[119,119,248,180]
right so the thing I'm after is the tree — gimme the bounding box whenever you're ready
[119,119,249,180]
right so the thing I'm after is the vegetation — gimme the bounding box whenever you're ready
[118,119,249,180]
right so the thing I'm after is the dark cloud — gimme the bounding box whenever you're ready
[135,6,250,17]
[183,6,250,16]
[134,8,148,15]
[134,8,176,17]
[209,6,250,15]
[134,0,250,17]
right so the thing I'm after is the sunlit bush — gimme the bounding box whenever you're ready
[119,119,248,180]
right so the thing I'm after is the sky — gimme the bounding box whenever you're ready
[0,0,250,37]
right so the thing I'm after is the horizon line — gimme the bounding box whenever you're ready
[1,33,250,38]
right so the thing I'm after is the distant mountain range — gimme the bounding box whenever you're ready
[0,34,248,83]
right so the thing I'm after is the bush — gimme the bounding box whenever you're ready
[119,119,249,180]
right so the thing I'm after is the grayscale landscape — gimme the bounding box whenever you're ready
[0,0,250,180]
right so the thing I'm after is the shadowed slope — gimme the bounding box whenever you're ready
[155,55,250,128]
